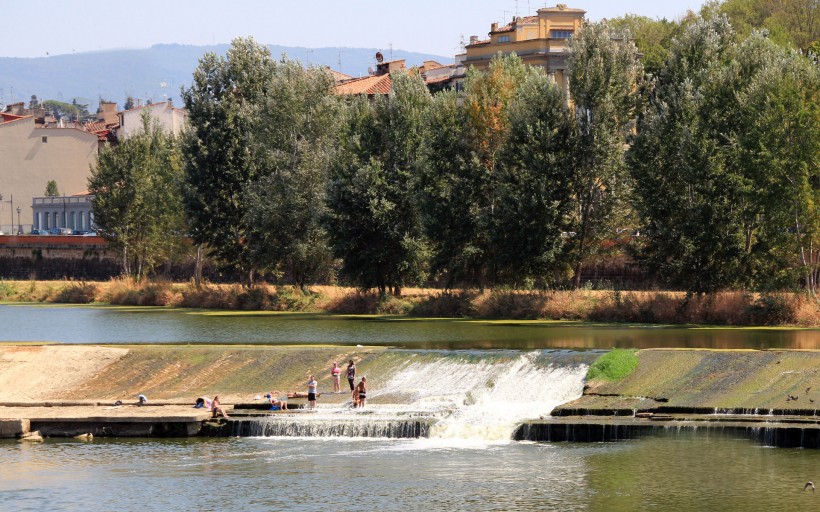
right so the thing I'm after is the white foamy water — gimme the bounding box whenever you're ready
[378,352,588,441]
[252,351,588,443]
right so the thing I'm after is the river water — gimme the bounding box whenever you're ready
[1,304,819,511]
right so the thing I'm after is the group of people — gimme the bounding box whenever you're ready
[197,358,368,417]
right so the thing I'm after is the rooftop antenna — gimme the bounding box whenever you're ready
[337,51,343,73]
[499,10,510,25]
[515,0,519,18]
[389,43,393,61]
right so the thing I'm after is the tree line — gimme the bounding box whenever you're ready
[89,15,819,297]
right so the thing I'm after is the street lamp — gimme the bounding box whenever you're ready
[17,206,22,235]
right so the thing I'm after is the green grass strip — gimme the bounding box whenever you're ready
[587,349,639,381]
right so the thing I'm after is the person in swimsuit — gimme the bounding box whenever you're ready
[307,375,318,409]
[211,395,229,418]
[267,392,288,411]
[355,376,367,408]
[331,362,341,393]
[346,360,356,391]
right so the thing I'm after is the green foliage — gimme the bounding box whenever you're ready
[701,0,819,51]
[89,110,186,279]
[181,37,276,286]
[420,54,536,289]
[629,18,819,294]
[245,61,341,288]
[567,21,643,289]
[326,72,431,296]
[41,99,91,121]
[608,14,688,77]
[494,72,574,285]
[587,349,639,381]
[44,180,59,197]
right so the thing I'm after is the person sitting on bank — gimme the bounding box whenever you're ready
[211,395,229,418]
[266,393,288,411]
[194,396,212,409]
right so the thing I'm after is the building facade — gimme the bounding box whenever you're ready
[31,193,95,232]
[0,114,100,232]
[464,4,585,96]
[117,101,187,141]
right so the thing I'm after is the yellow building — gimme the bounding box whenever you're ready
[464,4,585,95]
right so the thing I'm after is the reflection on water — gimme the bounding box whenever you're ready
[0,304,817,350]
[1,435,818,511]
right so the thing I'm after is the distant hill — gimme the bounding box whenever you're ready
[0,44,452,111]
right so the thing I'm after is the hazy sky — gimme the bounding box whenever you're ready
[1,1,705,59]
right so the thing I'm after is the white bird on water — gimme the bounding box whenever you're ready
[804,481,815,493]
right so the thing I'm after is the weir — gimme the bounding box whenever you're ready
[232,350,592,442]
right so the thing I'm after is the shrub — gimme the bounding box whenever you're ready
[477,289,547,319]
[0,281,15,300]
[410,291,477,318]
[746,294,799,326]
[52,282,99,304]
[586,349,639,381]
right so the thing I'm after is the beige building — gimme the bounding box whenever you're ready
[117,101,187,141]
[0,113,100,233]
[464,4,585,95]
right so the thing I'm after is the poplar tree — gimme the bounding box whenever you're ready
[420,54,533,289]
[245,61,341,289]
[326,73,431,296]
[494,72,575,285]
[567,21,643,289]
[181,37,275,286]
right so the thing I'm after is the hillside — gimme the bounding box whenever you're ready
[0,43,451,111]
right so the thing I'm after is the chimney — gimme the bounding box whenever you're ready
[469,35,479,45]
[491,22,498,32]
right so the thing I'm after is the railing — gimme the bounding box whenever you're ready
[32,196,93,206]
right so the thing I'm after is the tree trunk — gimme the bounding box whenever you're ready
[194,244,203,289]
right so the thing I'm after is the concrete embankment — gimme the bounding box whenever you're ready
[518,349,820,448]
[3,345,820,447]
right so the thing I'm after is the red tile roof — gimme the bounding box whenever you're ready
[0,113,28,124]
[335,74,393,96]
[425,75,453,85]
[326,68,354,83]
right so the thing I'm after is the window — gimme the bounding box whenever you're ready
[498,35,510,43]
[551,30,573,39]
[42,136,48,143]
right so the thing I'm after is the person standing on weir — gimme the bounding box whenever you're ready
[331,362,341,393]
[307,375,318,409]
[346,359,356,391]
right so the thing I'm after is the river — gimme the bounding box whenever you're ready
[1,304,819,511]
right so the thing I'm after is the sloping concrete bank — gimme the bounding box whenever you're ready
[517,349,820,448]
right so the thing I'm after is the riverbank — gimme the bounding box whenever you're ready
[1,279,818,326]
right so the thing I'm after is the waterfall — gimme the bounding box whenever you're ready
[246,350,589,442]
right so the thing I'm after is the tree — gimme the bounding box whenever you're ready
[701,0,820,51]
[124,97,135,110]
[88,111,186,278]
[493,72,575,286]
[628,17,817,294]
[44,180,59,197]
[181,37,276,286]
[608,15,687,77]
[567,21,643,289]
[420,54,534,289]
[326,73,431,296]
[736,40,820,294]
[245,60,341,288]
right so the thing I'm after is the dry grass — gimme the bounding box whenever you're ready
[0,279,818,326]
